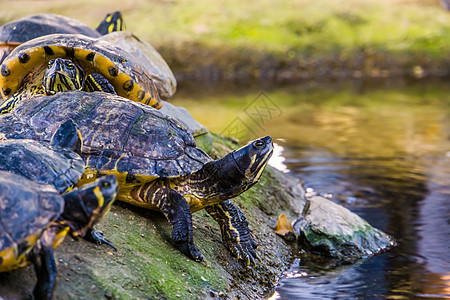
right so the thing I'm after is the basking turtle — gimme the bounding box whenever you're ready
[0,171,118,299]
[0,91,274,266]
[0,12,123,64]
[0,119,114,248]
[0,33,162,114]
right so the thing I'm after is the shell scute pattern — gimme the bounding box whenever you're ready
[114,155,157,177]
[4,92,209,179]
[77,97,143,152]
[0,141,82,193]
[0,174,62,270]
[0,14,101,45]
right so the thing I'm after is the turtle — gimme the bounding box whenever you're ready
[0,171,118,299]
[0,119,115,248]
[0,11,123,65]
[0,33,162,114]
[0,91,274,266]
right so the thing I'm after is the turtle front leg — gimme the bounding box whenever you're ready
[32,229,58,300]
[158,188,204,262]
[84,73,117,94]
[206,200,258,267]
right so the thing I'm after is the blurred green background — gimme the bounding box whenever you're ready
[1,0,449,84]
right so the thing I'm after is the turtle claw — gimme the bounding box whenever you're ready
[85,227,117,251]
[175,241,204,263]
[226,238,258,268]
[188,244,204,263]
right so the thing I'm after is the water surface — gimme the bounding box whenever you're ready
[172,80,450,299]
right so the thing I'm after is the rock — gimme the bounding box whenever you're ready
[293,196,397,260]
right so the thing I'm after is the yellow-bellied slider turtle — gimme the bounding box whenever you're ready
[0,171,117,299]
[0,33,162,114]
[0,12,123,64]
[0,91,273,266]
[0,119,116,249]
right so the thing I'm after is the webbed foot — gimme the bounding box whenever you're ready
[84,227,117,251]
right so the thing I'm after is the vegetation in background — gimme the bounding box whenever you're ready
[1,0,449,83]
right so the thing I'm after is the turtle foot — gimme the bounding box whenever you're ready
[175,241,205,263]
[85,227,117,251]
[225,237,258,268]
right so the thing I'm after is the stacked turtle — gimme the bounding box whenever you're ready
[0,120,119,299]
[0,11,123,65]
[0,13,126,299]
[0,11,274,299]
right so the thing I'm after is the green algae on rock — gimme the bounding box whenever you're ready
[294,196,397,260]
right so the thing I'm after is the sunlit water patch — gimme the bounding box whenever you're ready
[173,81,450,299]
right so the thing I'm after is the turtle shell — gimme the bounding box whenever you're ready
[98,31,177,100]
[0,14,101,64]
[0,34,162,109]
[0,138,84,193]
[0,171,63,272]
[0,91,211,180]
[0,14,101,45]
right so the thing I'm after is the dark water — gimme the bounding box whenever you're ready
[173,80,450,300]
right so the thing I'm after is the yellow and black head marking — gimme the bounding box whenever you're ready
[43,58,85,94]
[0,170,117,300]
[0,89,273,268]
[96,11,124,35]
[0,12,127,68]
[60,175,118,237]
[0,33,162,109]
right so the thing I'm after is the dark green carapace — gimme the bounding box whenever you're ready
[0,119,84,193]
[0,12,124,64]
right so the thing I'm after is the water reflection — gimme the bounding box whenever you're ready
[272,255,391,300]
[173,81,450,299]
[268,142,289,173]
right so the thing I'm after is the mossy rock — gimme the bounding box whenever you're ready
[294,196,397,261]
[0,134,305,300]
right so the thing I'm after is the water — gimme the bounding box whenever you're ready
[172,80,450,299]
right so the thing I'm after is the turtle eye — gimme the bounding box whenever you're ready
[101,181,111,188]
[254,140,265,148]
[47,60,54,68]
[66,63,74,69]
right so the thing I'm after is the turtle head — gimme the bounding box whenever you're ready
[202,136,273,200]
[60,175,118,237]
[43,58,85,95]
[230,136,273,183]
[96,11,123,34]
